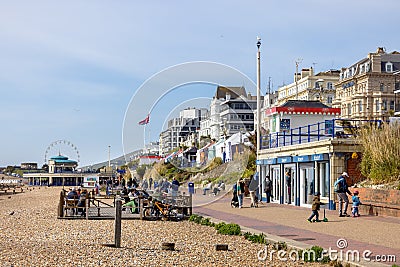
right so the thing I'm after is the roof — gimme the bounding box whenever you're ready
[281,100,329,108]
[50,155,77,164]
[50,155,69,160]
[215,86,246,100]
[265,100,340,116]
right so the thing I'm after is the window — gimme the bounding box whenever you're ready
[386,62,393,73]
[327,82,333,89]
[360,65,365,74]
[359,100,362,112]
[375,100,380,112]
[347,103,351,115]
[382,100,387,111]
[380,83,384,92]
[390,100,395,110]
[327,96,333,104]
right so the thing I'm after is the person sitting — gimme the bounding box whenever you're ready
[77,189,87,216]
[122,199,137,214]
[67,187,78,200]
[203,181,212,195]
[124,188,139,213]
[66,187,79,215]
[212,181,225,196]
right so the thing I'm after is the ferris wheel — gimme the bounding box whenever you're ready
[44,139,80,164]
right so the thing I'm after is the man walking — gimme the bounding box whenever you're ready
[335,172,352,217]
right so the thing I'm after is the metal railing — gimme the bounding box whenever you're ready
[261,119,383,149]
[59,190,192,220]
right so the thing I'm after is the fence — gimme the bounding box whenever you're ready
[58,190,192,220]
[261,119,383,149]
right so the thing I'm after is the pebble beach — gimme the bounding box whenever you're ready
[0,187,323,267]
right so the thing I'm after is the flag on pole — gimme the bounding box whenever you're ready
[138,114,150,125]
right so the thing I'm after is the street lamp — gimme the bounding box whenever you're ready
[256,37,262,200]
[108,145,111,169]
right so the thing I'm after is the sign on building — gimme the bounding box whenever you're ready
[83,176,99,188]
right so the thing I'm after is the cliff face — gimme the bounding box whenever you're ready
[142,150,250,186]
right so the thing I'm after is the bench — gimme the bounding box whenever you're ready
[64,198,79,216]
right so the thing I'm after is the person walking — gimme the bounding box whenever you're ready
[307,192,321,222]
[149,177,153,190]
[334,172,352,217]
[237,178,245,208]
[352,190,362,217]
[264,175,272,203]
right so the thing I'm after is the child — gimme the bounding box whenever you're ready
[307,192,321,222]
[352,190,362,217]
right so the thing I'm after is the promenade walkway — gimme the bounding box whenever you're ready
[192,191,400,267]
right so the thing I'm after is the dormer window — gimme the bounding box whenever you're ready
[366,63,370,72]
[360,64,365,74]
[386,62,393,73]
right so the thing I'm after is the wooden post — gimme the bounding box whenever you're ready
[115,199,122,248]
[189,193,193,216]
[215,244,228,251]
[161,242,175,251]
[139,197,144,220]
[58,191,65,218]
[85,198,89,220]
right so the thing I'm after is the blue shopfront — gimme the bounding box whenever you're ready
[258,153,331,209]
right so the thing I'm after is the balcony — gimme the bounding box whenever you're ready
[261,119,383,149]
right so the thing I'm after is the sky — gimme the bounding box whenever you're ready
[1,0,399,167]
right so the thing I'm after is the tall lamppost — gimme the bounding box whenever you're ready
[256,37,261,198]
[108,145,111,168]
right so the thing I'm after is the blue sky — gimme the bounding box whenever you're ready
[1,0,399,167]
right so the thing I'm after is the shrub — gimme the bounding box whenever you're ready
[243,232,267,244]
[216,223,241,235]
[273,241,287,251]
[200,217,215,227]
[188,214,203,224]
[214,222,226,231]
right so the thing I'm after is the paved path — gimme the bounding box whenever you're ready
[192,192,400,267]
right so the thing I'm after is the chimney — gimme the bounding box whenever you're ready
[376,47,386,54]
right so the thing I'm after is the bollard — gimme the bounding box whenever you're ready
[115,199,122,248]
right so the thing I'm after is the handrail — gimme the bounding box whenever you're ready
[261,119,383,149]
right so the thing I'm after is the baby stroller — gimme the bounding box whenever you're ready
[231,192,239,208]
